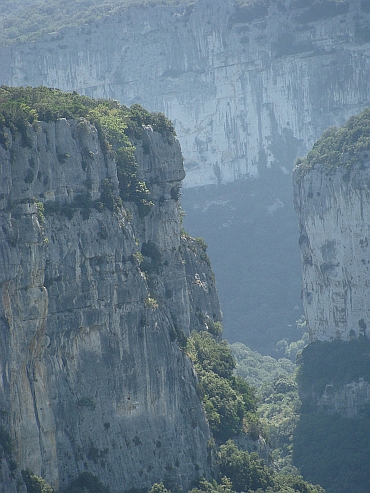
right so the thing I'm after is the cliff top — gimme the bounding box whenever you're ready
[294,107,370,179]
[0,86,175,212]
[0,0,353,47]
[0,86,175,136]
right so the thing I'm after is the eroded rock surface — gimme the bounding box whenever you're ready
[0,117,220,491]
[293,160,370,342]
[1,0,370,187]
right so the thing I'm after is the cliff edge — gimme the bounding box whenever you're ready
[0,87,221,492]
[293,108,370,342]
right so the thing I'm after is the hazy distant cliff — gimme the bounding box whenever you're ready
[1,0,370,188]
[0,89,221,492]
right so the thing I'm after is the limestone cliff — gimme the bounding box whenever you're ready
[1,0,370,351]
[293,108,370,342]
[1,0,370,187]
[293,108,370,422]
[0,92,221,492]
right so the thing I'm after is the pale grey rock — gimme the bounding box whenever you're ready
[1,0,370,187]
[293,160,370,341]
[0,119,221,491]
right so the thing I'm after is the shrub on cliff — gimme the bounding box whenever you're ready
[295,107,370,175]
[21,469,53,493]
[64,472,108,493]
[186,331,258,442]
[0,86,174,216]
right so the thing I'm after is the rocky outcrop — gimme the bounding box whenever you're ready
[1,0,370,188]
[0,114,221,491]
[293,154,370,342]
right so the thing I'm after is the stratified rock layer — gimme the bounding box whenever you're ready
[0,117,220,491]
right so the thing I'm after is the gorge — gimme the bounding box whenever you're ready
[2,0,370,349]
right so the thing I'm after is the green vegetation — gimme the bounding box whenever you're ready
[218,440,272,491]
[0,86,174,215]
[15,337,328,493]
[196,312,223,338]
[0,425,17,477]
[64,472,109,493]
[231,342,295,388]
[258,375,301,473]
[0,426,12,458]
[295,107,370,176]
[0,0,194,47]
[144,297,159,309]
[188,474,324,493]
[140,241,162,274]
[186,331,259,442]
[22,469,53,493]
[0,0,353,47]
[232,342,301,473]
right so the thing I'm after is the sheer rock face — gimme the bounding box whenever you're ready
[293,161,370,342]
[0,119,220,491]
[1,0,370,187]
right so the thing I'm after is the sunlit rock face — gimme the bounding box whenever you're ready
[1,0,370,352]
[0,117,220,492]
[1,0,370,188]
[293,152,370,342]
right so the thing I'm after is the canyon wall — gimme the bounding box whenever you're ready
[0,110,221,491]
[2,0,370,352]
[1,0,370,188]
[293,133,370,341]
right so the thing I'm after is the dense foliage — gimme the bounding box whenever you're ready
[218,440,272,491]
[0,86,174,215]
[232,343,301,473]
[22,469,54,493]
[295,107,370,175]
[63,472,109,493]
[258,375,301,473]
[186,331,259,441]
[231,342,295,388]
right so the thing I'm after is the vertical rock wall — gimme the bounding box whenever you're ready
[0,0,370,187]
[0,117,220,491]
[293,160,370,341]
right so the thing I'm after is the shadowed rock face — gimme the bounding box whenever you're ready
[0,117,221,492]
